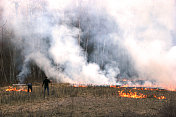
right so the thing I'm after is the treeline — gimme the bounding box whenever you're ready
[0,26,46,86]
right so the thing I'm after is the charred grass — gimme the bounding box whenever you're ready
[0,83,176,117]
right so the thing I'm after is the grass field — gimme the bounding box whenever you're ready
[0,83,176,117]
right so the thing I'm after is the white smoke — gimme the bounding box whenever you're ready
[108,0,176,89]
[1,0,176,88]
[113,0,176,89]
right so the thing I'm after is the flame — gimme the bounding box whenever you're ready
[73,84,87,88]
[118,90,166,99]
[153,95,166,99]
[73,85,77,87]
[110,85,117,88]
[118,90,147,98]
[5,86,28,92]
[78,85,87,87]
[118,79,176,91]
[71,84,167,99]
[122,79,128,81]
[132,87,162,91]
[121,84,129,87]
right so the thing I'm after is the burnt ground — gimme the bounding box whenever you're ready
[0,84,176,117]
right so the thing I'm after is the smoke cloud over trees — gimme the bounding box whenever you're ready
[0,0,176,89]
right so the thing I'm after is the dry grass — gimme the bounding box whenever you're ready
[0,83,176,117]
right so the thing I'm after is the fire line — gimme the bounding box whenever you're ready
[5,86,29,92]
[72,84,167,100]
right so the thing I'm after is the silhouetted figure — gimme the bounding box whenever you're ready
[42,77,51,97]
[27,83,32,92]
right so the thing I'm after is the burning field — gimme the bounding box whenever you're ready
[1,83,176,117]
[1,0,176,116]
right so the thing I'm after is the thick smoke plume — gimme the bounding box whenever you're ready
[0,0,176,89]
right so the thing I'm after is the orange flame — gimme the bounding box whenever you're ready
[132,87,162,91]
[118,90,166,99]
[73,84,87,88]
[118,90,147,98]
[153,95,166,99]
[121,84,129,87]
[71,84,167,100]
[78,85,87,88]
[6,86,28,92]
[110,85,117,88]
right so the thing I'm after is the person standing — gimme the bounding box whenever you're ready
[42,77,51,97]
[27,83,32,92]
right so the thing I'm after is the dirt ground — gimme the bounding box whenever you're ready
[0,84,176,117]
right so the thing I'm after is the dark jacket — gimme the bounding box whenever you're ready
[43,79,50,87]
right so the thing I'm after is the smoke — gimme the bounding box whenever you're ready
[116,0,176,89]
[111,0,176,89]
[1,0,176,88]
